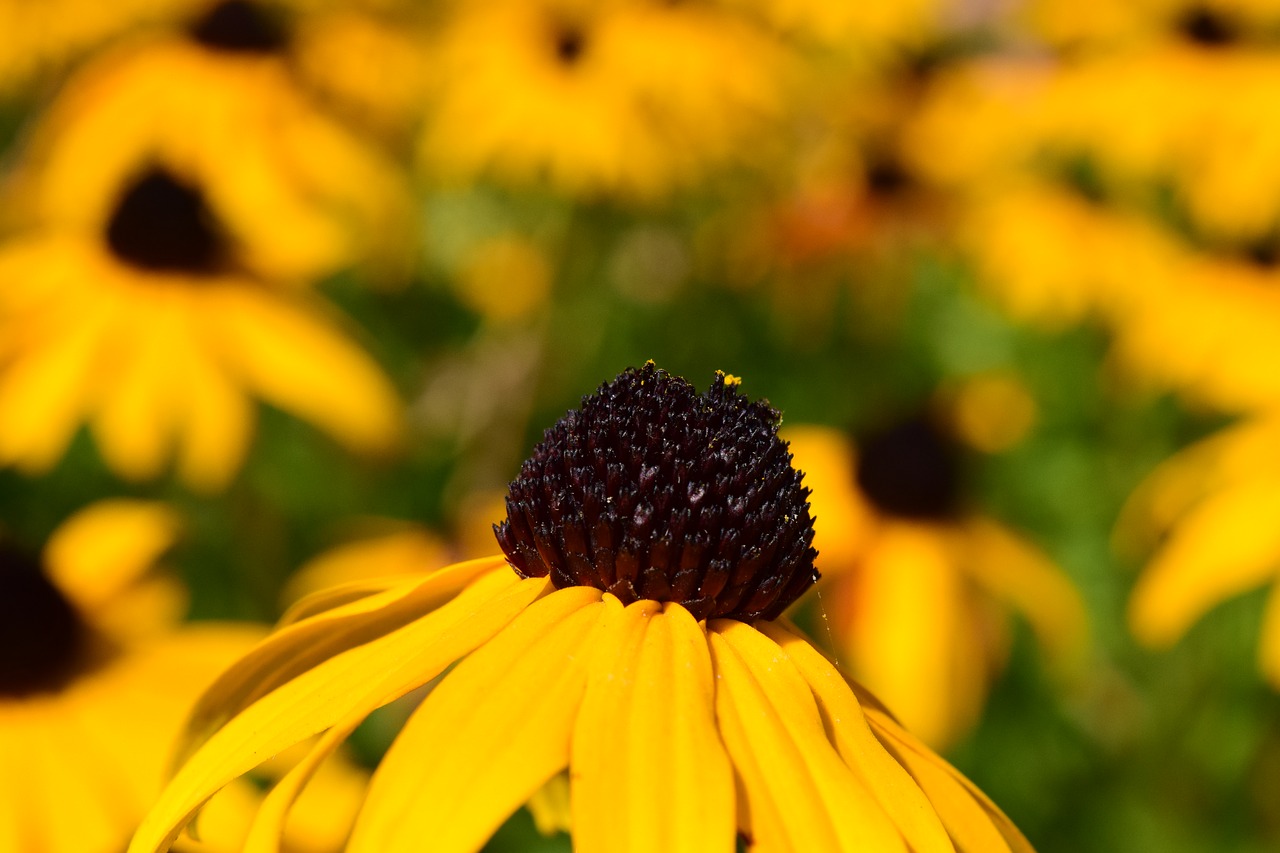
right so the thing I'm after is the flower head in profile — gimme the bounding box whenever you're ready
[131,364,1033,853]
[787,408,1087,749]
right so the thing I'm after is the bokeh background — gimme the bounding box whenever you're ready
[2,0,1279,850]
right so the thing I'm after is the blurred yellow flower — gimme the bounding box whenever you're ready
[1120,415,1280,687]
[418,0,787,199]
[906,42,1280,412]
[13,4,413,283]
[1028,0,1280,49]
[130,366,1032,853]
[290,4,434,144]
[0,499,264,852]
[721,0,936,54]
[786,420,1088,749]
[0,0,201,93]
[0,166,403,491]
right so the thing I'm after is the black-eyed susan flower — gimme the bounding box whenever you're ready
[0,498,370,851]
[0,164,402,490]
[12,0,413,283]
[418,0,787,200]
[1120,415,1280,687]
[0,499,264,852]
[786,416,1087,748]
[130,364,1034,853]
[901,22,1280,411]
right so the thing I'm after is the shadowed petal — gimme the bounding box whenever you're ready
[707,620,908,852]
[760,621,955,853]
[181,557,508,750]
[863,707,1031,853]
[128,571,547,853]
[348,586,605,853]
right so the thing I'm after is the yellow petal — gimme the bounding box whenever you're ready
[209,287,402,454]
[0,727,27,851]
[959,519,1089,674]
[242,722,361,853]
[527,774,572,837]
[1258,583,1280,689]
[128,570,546,853]
[43,499,182,612]
[27,711,131,853]
[0,301,106,472]
[759,621,955,853]
[348,586,605,853]
[182,557,507,751]
[571,600,735,853]
[863,708,1033,853]
[1129,481,1280,647]
[841,523,979,748]
[277,575,433,627]
[707,620,908,853]
[781,424,875,576]
[90,300,181,482]
[173,335,255,493]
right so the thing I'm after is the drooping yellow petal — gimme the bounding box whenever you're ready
[571,600,735,853]
[707,620,908,853]
[182,557,507,750]
[0,726,28,851]
[760,621,956,853]
[959,519,1089,674]
[863,707,1033,853]
[27,711,130,853]
[128,571,547,853]
[277,576,433,627]
[1129,481,1280,647]
[209,286,402,454]
[172,330,255,493]
[841,522,979,748]
[348,586,606,853]
[90,296,182,482]
[242,722,362,853]
[0,300,107,472]
[44,499,182,612]
[527,774,572,837]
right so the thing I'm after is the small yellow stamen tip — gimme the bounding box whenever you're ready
[718,371,742,387]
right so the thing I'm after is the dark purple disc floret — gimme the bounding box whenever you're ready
[495,363,819,622]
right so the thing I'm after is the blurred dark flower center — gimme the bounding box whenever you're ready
[0,544,90,699]
[1246,239,1279,268]
[190,0,289,53]
[496,363,819,622]
[1177,8,1239,46]
[552,22,588,64]
[855,416,961,520]
[106,168,228,274]
[866,159,913,198]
